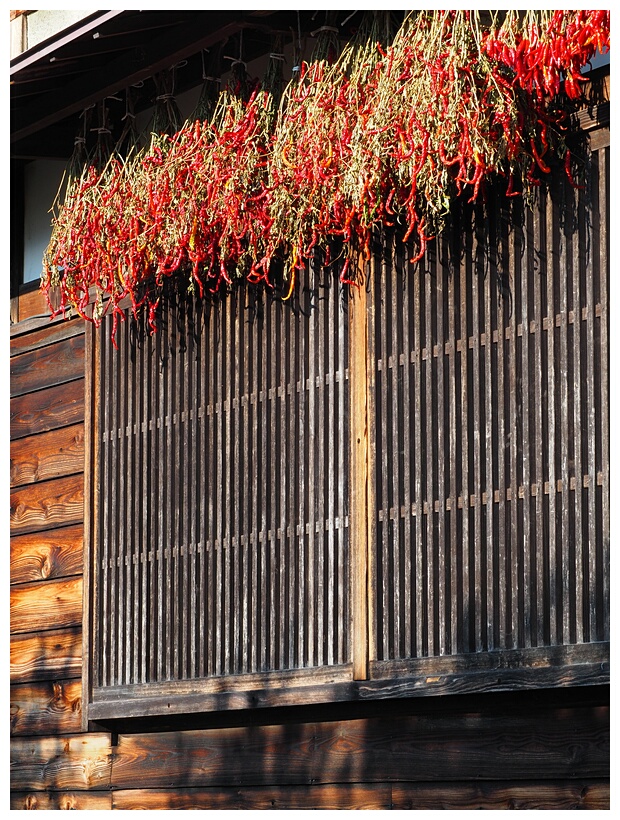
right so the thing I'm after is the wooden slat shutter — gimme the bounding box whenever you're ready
[369,136,609,669]
[92,261,351,698]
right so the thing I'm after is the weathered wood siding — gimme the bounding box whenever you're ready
[10,310,85,731]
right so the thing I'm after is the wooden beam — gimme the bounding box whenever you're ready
[11,14,246,143]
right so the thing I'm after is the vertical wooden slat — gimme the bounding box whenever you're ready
[131,319,141,682]
[223,289,232,677]
[144,314,153,681]
[495,211,507,651]
[558,176,571,647]
[519,203,532,649]
[459,218,470,654]
[298,270,307,669]
[350,258,369,680]
[164,304,173,681]
[401,240,412,658]
[446,239,458,656]
[508,201,521,650]
[482,216,494,651]
[259,294,268,672]
[571,178,585,646]
[122,315,133,684]
[285,293,294,669]
[153,320,163,680]
[390,237,402,658]
[532,194,545,647]
[470,213,483,653]
[413,252,424,658]
[435,243,446,655]
[597,145,609,640]
[196,308,206,679]
[188,303,197,678]
[545,189,558,646]
[232,296,241,675]
[326,270,335,666]
[424,252,435,656]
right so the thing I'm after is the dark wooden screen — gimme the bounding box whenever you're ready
[370,138,609,666]
[93,263,350,691]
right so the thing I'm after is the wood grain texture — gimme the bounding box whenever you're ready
[11,378,84,440]
[349,268,369,681]
[110,704,608,789]
[14,286,52,323]
[10,334,85,397]
[10,315,84,357]
[10,791,112,810]
[390,780,610,810]
[109,780,609,810]
[10,524,83,585]
[11,577,83,636]
[10,733,112,791]
[10,473,83,536]
[10,627,82,683]
[10,423,84,487]
[112,783,392,810]
[11,679,82,736]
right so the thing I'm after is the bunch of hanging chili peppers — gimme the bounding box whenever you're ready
[41,10,610,337]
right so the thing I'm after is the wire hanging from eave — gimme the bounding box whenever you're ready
[190,46,224,124]
[149,66,183,136]
[114,84,140,158]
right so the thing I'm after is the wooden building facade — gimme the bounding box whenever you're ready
[10,10,609,810]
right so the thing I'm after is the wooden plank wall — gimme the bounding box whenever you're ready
[9,297,114,808]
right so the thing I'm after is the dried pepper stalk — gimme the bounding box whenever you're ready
[41,10,610,337]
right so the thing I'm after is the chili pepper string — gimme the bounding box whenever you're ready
[41,10,610,339]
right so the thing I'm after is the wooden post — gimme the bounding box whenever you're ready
[350,258,370,681]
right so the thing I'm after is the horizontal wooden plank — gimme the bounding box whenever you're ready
[10,791,112,810]
[10,423,84,487]
[10,334,85,398]
[10,473,83,536]
[14,285,52,323]
[10,315,85,356]
[109,780,610,810]
[11,378,84,440]
[390,780,610,810]
[11,577,83,636]
[10,626,82,684]
[11,679,82,736]
[10,733,112,791]
[110,704,608,788]
[112,784,392,810]
[10,524,83,585]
